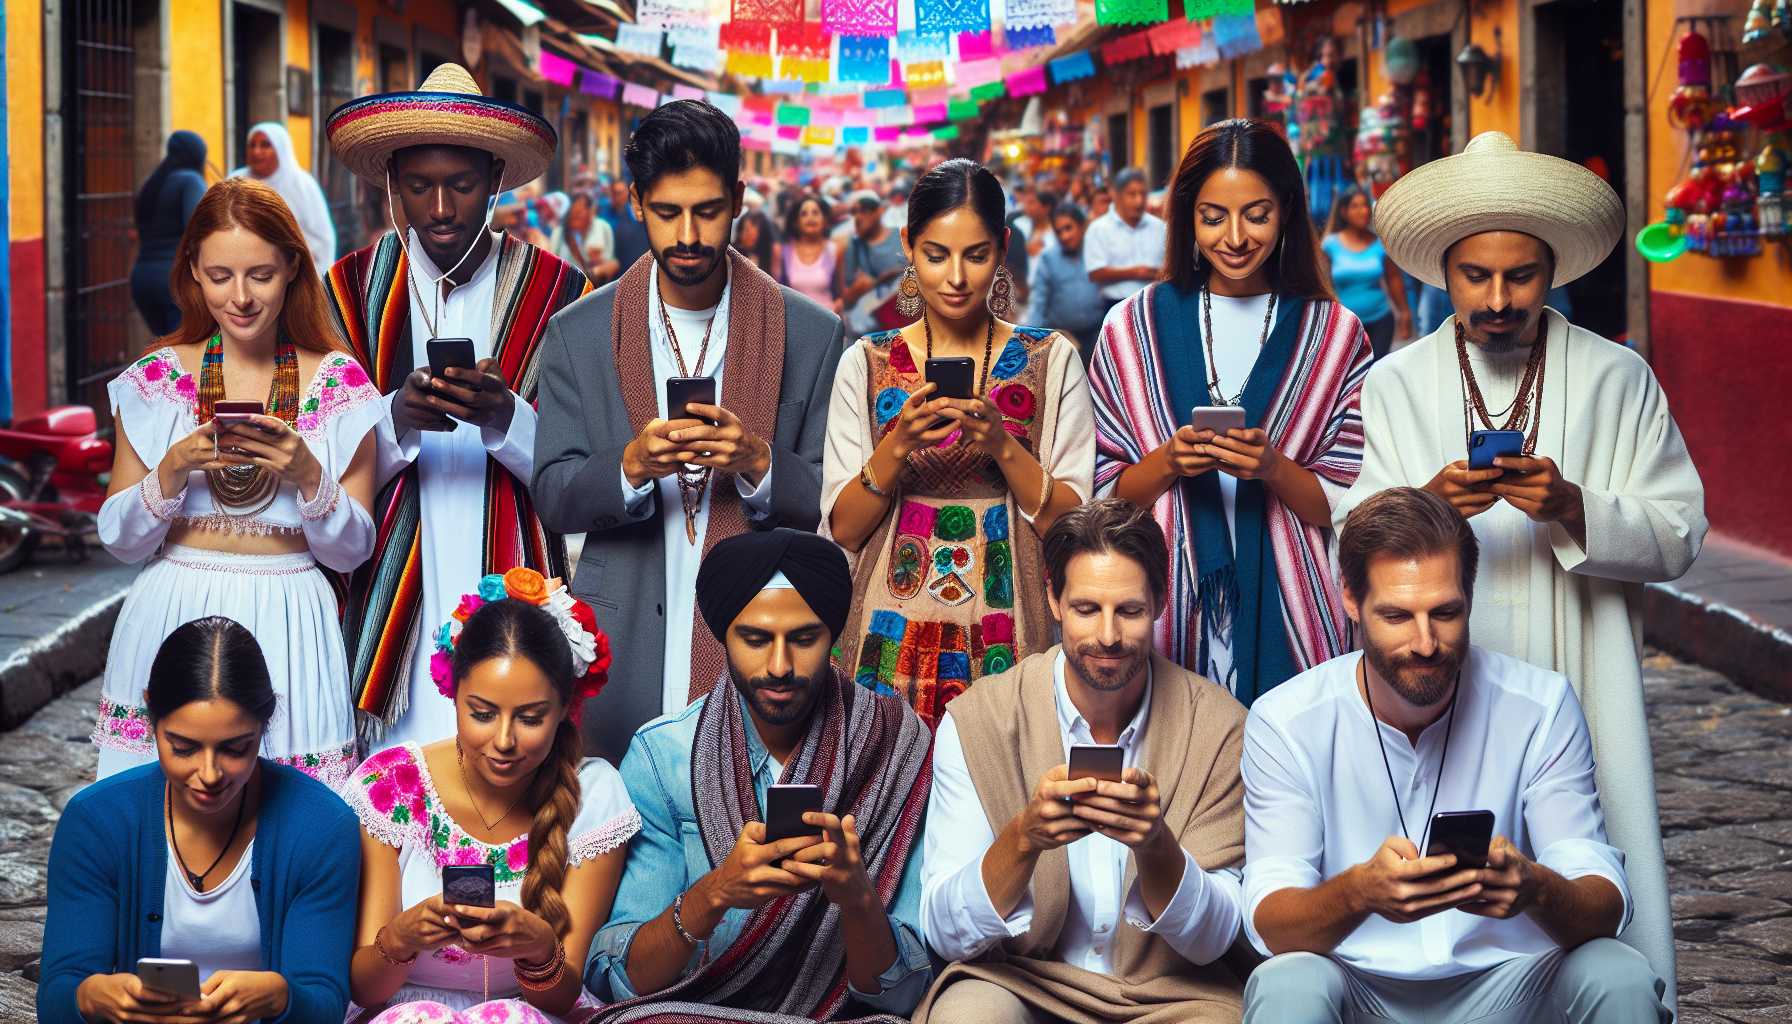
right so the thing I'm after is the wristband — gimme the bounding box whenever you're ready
[859,461,889,498]
[671,890,702,948]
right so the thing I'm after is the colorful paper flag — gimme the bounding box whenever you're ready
[775,103,811,126]
[578,70,620,98]
[864,88,908,108]
[726,51,776,75]
[1147,17,1200,54]
[622,82,660,108]
[959,57,1002,86]
[635,0,710,28]
[957,30,995,61]
[843,125,870,144]
[933,124,960,140]
[948,97,979,120]
[913,102,948,124]
[1101,30,1153,64]
[895,29,950,61]
[839,35,892,82]
[904,60,948,89]
[970,80,1005,102]
[731,0,802,30]
[672,84,706,101]
[821,0,897,37]
[719,21,773,51]
[915,0,987,36]
[537,50,577,86]
[707,91,743,116]
[1005,25,1055,51]
[1004,0,1075,30]
[874,125,901,141]
[1211,10,1261,58]
[615,23,665,56]
[802,125,837,145]
[1007,66,1048,96]
[1048,50,1096,83]
[1096,0,1166,26]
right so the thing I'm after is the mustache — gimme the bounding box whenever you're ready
[1075,640,1144,660]
[663,244,716,258]
[1470,309,1525,328]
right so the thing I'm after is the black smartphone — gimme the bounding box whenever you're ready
[1425,809,1496,869]
[763,783,823,844]
[136,957,201,1000]
[665,376,718,425]
[925,357,977,400]
[426,337,477,380]
[1468,429,1525,471]
[1067,743,1125,785]
[211,399,264,424]
[442,862,496,907]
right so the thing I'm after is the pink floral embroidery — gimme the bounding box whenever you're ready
[341,362,370,388]
[992,382,1036,420]
[433,946,476,964]
[296,354,380,440]
[142,360,166,382]
[897,500,939,537]
[175,375,198,400]
[888,338,918,375]
[91,697,154,754]
[451,845,485,866]
[368,778,398,814]
[506,841,530,873]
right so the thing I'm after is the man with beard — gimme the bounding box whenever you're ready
[533,100,844,762]
[913,498,1249,1024]
[586,528,933,1023]
[1336,132,1704,1002]
[1242,487,1668,1023]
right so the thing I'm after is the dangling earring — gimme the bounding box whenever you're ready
[896,264,923,320]
[988,266,1015,319]
[1276,236,1287,283]
[1194,247,1204,272]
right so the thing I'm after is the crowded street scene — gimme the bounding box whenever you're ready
[1,0,1790,1019]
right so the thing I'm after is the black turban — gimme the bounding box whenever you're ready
[696,528,852,643]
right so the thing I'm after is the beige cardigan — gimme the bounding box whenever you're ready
[913,647,1251,1024]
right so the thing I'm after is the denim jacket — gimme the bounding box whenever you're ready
[585,689,933,1014]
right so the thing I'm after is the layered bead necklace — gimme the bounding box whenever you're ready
[1200,286,1277,407]
[198,332,300,519]
[659,299,715,545]
[1454,319,1546,456]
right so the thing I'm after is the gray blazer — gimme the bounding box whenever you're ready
[531,279,846,763]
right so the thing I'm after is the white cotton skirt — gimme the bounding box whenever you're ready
[93,544,358,787]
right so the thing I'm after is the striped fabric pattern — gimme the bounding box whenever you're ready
[1088,284,1371,675]
[324,232,591,739]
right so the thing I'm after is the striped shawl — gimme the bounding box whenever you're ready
[324,231,590,738]
[593,670,932,1024]
[1089,285,1369,688]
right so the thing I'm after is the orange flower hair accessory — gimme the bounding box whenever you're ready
[431,570,611,722]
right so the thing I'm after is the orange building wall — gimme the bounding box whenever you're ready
[170,0,227,167]
[8,0,47,418]
[287,0,314,169]
[1463,0,1520,139]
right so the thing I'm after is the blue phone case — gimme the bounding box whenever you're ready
[1468,430,1525,470]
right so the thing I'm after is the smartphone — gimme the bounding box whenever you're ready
[1189,405,1247,435]
[211,399,264,424]
[441,863,497,908]
[137,957,201,1000]
[1067,743,1125,785]
[925,357,977,401]
[665,376,718,425]
[763,783,823,845]
[426,337,477,380]
[1468,429,1526,471]
[1425,809,1496,869]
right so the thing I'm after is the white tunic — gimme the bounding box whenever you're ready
[618,261,775,717]
[160,839,262,983]
[1336,309,1706,1004]
[920,652,1243,974]
[372,231,541,752]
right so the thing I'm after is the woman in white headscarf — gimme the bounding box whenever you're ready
[232,122,337,279]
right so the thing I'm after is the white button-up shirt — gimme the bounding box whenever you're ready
[921,653,1244,973]
[1081,210,1168,301]
[1242,647,1631,980]
[372,230,539,751]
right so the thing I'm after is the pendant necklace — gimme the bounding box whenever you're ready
[199,332,300,520]
[1200,286,1277,406]
[455,739,530,833]
[659,291,718,545]
[921,308,996,396]
[166,781,247,892]
[1455,319,1547,457]
[1361,658,1458,853]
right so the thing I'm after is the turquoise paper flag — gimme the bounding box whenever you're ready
[1048,50,1096,84]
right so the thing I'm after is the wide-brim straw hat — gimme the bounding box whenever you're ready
[1374,131,1625,290]
[325,63,556,190]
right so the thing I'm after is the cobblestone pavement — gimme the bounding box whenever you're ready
[3,658,1789,1021]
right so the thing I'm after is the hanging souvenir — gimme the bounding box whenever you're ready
[1354,92,1408,196]
[1757,139,1787,238]
[1669,29,1716,130]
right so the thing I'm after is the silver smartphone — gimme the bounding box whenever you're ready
[137,957,201,1000]
[1189,405,1247,434]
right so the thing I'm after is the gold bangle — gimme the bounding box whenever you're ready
[859,460,889,497]
[513,944,566,991]
[1030,470,1055,521]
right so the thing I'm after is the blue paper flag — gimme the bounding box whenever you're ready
[914,0,987,36]
[1005,24,1056,51]
[843,125,871,144]
[1048,50,1097,84]
[864,87,908,107]
[839,35,893,83]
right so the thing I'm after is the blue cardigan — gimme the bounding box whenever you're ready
[38,760,362,1024]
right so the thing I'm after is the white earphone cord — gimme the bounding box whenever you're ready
[386,166,504,338]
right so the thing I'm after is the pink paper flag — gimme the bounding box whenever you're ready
[845,108,878,127]
[914,102,947,123]
[750,109,775,125]
[1007,65,1048,96]
[777,124,803,140]
[813,108,845,126]
[672,84,706,101]
[958,57,1001,86]
[909,86,949,106]
[874,125,901,141]
[622,82,660,108]
[957,30,994,60]
[537,50,578,86]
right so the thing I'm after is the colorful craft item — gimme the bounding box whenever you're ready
[915,0,989,35]
[429,569,611,724]
[822,0,898,37]
[1669,29,1716,130]
[732,0,803,30]
[1101,29,1153,64]
[1048,51,1097,84]
[1096,0,1166,27]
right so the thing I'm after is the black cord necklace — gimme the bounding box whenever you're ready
[167,781,247,892]
[1361,658,1459,853]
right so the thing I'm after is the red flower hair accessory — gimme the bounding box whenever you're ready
[430,568,612,723]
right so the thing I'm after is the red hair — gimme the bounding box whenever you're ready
[156,177,345,355]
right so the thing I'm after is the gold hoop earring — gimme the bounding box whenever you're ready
[896,264,923,319]
[988,265,1015,319]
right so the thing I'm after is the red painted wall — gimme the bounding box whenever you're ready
[1651,290,1792,560]
[8,238,45,421]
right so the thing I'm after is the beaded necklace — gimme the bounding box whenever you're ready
[199,332,301,518]
[1454,320,1546,457]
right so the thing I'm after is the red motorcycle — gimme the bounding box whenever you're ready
[0,404,114,573]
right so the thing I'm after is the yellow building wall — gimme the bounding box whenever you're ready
[7,0,44,240]
[1464,0,1520,139]
[1643,0,1791,308]
[287,0,313,169]
[170,0,227,170]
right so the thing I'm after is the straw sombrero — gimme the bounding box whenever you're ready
[325,63,556,190]
[1374,131,1625,290]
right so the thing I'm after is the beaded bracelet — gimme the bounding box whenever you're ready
[139,474,185,522]
[296,473,341,521]
[512,944,565,992]
[672,891,702,947]
[373,925,417,966]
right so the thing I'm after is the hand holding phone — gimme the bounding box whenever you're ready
[1067,744,1125,785]
[1467,429,1525,471]
[442,863,497,908]
[1425,810,1495,870]
[665,376,719,425]
[136,957,202,1001]
[763,784,824,845]
[427,338,477,381]
[1188,405,1246,436]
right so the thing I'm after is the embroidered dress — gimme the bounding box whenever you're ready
[93,347,382,786]
[824,327,1093,727]
[346,743,640,1023]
